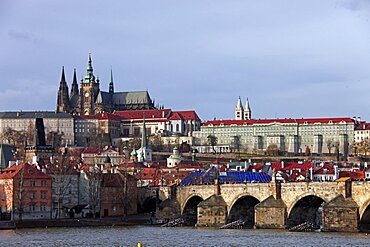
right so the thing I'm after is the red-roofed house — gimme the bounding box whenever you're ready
[0,163,52,220]
[313,164,339,182]
[339,170,365,181]
[354,122,370,143]
[116,109,201,138]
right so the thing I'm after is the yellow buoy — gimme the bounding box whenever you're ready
[138,242,142,247]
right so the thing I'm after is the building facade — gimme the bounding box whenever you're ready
[0,111,74,146]
[193,118,355,155]
[0,163,52,220]
[56,54,155,116]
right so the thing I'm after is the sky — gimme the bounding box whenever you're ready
[1,0,370,121]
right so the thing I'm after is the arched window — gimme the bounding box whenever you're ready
[176,124,179,132]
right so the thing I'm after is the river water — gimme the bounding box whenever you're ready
[1,226,370,247]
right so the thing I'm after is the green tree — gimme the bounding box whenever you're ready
[207,135,218,154]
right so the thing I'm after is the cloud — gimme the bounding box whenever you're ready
[8,30,31,41]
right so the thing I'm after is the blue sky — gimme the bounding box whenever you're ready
[1,0,370,121]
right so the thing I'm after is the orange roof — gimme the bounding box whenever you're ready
[0,163,51,180]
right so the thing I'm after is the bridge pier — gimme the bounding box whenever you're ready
[255,182,287,229]
[322,181,359,232]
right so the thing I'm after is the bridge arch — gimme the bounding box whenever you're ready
[181,194,204,226]
[287,192,328,215]
[287,194,326,228]
[359,198,370,231]
[227,194,260,227]
[360,198,370,219]
[139,196,161,214]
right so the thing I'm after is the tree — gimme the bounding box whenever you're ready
[266,144,279,156]
[85,167,103,218]
[305,146,311,156]
[149,135,164,152]
[326,138,334,155]
[47,131,64,149]
[49,154,77,219]
[231,136,241,156]
[207,135,218,154]
[127,137,141,151]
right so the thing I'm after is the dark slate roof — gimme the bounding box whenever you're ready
[95,91,112,105]
[0,144,14,169]
[111,91,152,105]
[0,111,73,119]
[69,95,80,108]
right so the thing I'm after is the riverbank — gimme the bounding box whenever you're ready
[8,215,150,229]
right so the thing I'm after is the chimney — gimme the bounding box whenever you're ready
[345,179,352,198]
[214,178,220,195]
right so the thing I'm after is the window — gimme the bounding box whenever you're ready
[41,180,47,186]
[40,204,46,211]
[41,191,47,199]
[30,180,36,187]
[30,191,36,199]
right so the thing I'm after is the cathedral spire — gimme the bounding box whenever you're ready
[109,67,114,94]
[84,53,96,83]
[60,66,66,83]
[70,68,79,97]
[56,66,70,113]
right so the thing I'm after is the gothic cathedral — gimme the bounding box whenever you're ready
[56,54,156,115]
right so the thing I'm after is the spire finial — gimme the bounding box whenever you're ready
[61,66,66,82]
[109,67,114,94]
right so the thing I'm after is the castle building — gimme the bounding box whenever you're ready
[193,117,355,156]
[235,97,251,120]
[56,54,155,115]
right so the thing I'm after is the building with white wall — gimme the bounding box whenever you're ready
[193,117,355,155]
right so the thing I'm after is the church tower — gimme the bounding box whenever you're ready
[235,96,244,120]
[244,98,252,120]
[70,68,79,98]
[56,66,70,113]
[79,53,100,115]
[109,68,114,94]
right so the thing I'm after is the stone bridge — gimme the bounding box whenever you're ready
[147,180,370,232]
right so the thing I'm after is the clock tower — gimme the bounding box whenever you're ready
[80,53,100,115]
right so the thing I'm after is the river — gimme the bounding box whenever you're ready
[0,226,370,247]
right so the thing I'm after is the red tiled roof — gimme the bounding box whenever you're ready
[314,164,335,175]
[355,122,370,131]
[74,113,122,121]
[114,109,171,120]
[271,162,283,171]
[0,163,51,179]
[339,170,365,180]
[173,111,201,121]
[203,117,354,127]
[283,162,313,172]
[169,112,184,121]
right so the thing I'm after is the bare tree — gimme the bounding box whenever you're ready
[49,154,77,219]
[266,144,279,156]
[85,167,103,218]
[14,167,26,221]
[326,138,334,155]
[149,135,164,152]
